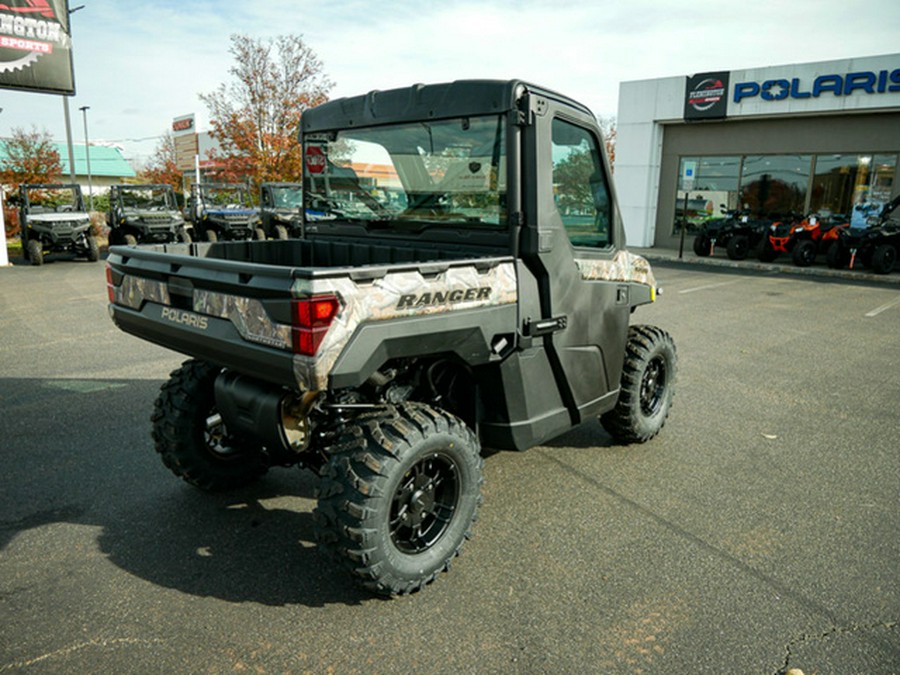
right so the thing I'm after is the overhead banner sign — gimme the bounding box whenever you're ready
[684,71,729,121]
[0,0,75,95]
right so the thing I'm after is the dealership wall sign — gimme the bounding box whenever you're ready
[734,69,900,103]
[0,0,74,95]
[684,71,729,120]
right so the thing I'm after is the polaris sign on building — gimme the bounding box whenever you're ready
[616,54,900,248]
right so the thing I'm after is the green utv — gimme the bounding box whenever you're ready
[260,181,304,239]
[107,184,191,246]
[20,183,99,266]
[106,80,677,596]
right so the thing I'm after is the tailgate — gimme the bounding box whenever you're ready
[106,243,519,391]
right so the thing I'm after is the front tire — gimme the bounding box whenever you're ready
[792,239,817,267]
[27,239,44,266]
[693,234,711,257]
[601,325,677,444]
[726,234,750,260]
[85,235,100,262]
[314,403,483,596]
[151,360,268,491]
[757,240,778,262]
[871,244,897,274]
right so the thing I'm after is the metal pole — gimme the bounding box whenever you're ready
[62,97,76,183]
[79,105,93,211]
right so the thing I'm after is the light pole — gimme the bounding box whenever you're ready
[79,105,93,211]
[61,5,85,185]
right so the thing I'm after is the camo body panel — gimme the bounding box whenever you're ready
[575,250,656,288]
[194,291,292,350]
[114,276,171,310]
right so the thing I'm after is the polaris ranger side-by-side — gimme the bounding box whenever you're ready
[260,182,304,239]
[107,80,677,596]
[187,182,261,242]
[20,183,99,266]
[107,184,191,246]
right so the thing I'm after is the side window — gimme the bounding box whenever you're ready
[551,118,612,248]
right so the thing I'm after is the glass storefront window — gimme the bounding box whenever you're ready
[739,155,811,219]
[673,156,740,235]
[810,153,896,226]
[853,154,895,227]
[673,152,897,237]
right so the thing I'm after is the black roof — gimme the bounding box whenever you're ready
[300,79,593,134]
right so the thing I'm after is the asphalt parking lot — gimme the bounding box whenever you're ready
[0,255,897,674]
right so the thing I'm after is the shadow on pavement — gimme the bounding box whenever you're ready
[0,376,369,607]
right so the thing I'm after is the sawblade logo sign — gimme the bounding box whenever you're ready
[684,71,729,120]
[0,0,75,95]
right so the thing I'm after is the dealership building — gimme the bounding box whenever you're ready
[615,53,900,248]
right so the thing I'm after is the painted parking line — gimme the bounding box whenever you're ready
[678,279,741,294]
[865,295,900,317]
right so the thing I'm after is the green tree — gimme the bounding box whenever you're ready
[200,33,333,191]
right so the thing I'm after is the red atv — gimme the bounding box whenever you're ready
[758,213,849,267]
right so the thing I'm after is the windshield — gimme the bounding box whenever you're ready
[25,187,81,212]
[270,186,303,209]
[201,186,252,209]
[120,187,174,210]
[304,115,506,228]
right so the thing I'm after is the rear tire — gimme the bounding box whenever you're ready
[601,325,677,444]
[826,242,849,269]
[314,403,483,596]
[151,360,268,491]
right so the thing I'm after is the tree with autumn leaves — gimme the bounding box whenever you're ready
[199,33,333,189]
[138,34,331,198]
[138,131,182,195]
[1,126,63,237]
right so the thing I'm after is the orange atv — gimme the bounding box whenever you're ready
[758,213,849,267]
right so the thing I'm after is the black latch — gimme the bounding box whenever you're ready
[523,315,568,337]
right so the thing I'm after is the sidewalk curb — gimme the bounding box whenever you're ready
[633,248,900,287]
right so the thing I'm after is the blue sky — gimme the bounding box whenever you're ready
[1,0,898,168]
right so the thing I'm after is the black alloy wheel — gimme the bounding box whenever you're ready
[314,403,483,596]
[151,360,268,491]
[601,325,677,444]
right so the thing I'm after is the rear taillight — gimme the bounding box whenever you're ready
[292,295,340,356]
[105,264,116,303]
